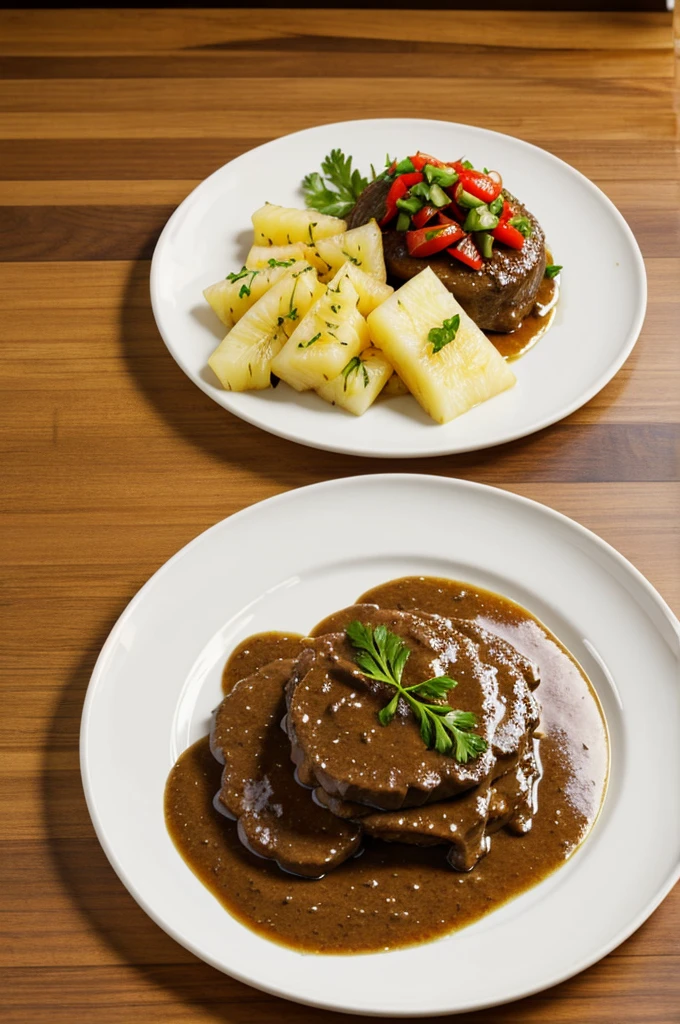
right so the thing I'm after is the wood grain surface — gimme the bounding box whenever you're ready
[1,8,679,1023]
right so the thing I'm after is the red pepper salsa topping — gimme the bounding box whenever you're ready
[379,151,529,269]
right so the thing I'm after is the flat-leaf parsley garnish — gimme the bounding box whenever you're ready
[302,149,369,218]
[545,264,562,279]
[345,622,487,762]
[428,314,460,354]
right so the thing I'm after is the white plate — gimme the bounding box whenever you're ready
[81,475,680,1017]
[150,118,646,458]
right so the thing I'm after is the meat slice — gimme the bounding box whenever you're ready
[314,739,542,871]
[284,606,539,812]
[210,658,361,878]
[347,177,546,332]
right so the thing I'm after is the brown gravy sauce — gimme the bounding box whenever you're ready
[486,273,559,361]
[165,576,608,955]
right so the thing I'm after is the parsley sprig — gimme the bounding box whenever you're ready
[345,622,487,763]
[302,149,369,217]
[226,258,295,299]
[428,314,460,354]
[545,264,562,279]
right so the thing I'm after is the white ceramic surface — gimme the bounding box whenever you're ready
[81,475,680,1017]
[150,118,646,458]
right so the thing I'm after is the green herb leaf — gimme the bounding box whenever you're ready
[345,622,487,763]
[267,257,296,269]
[545,264,562,279]
[427,314,460,354]
[461,159,474,170]
[298,332,321,349]
[340,356,370,391]
[226,265,259,298]
[302,149,369,217]
[410,676,457,700]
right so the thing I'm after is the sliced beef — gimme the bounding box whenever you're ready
[347,177,546,332]
[314,739,542,872]
[284,606,540,812]
[210,658,361,878]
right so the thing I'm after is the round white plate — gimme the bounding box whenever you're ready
[150,118,646,458]
[81,475,680,1017]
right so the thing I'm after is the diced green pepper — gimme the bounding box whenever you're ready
[456,186,486,209]
[393,157,415,175]
[424,164,458,188]
[463,205,500,232]
[508,215,533,238]
[396,211,411,232]
[428,183,451,208]
[489,195,504,216]
[396,196,424,215]
[473,231,494,258]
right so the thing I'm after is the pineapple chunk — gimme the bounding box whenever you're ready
[251,204,346,247]
[338,263,393,316]
[367,266,516,424]
[317,347,393,416]
[203,261,296,328]
[313,220,387,282]
[382,372,410,398]
[271,270,369,392]
[246,242,307,269]
[208,263,321,391]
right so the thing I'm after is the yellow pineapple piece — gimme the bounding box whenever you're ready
[316,347,393,416]
[208,263,320,391]
[313,220,387,282]
[337,263,393,316]
[367,266,515,424]
[203,260,297,328]
[271,270,369,392]
[251,204,346,247]
[382,372,410,398]
[246,242,307,269]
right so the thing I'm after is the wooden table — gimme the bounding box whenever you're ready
[2,8,679,1023]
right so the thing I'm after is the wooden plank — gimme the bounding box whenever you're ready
[0,47,673,81]
[0,10,672,56]
[0,77,673,140]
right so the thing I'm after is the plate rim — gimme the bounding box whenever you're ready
[80,473,680,1017]
[149,117,647,459]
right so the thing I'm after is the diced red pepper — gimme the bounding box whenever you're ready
[412,204,439,229]
[380,176,408,226]
[491,221,525,250]
[497,200,513,224]
[397,171,425,189]
[409,152,447,171]
[447,234,483,271]
[443,195,466,223]
[406,222,465,257]
[458,169,502,203]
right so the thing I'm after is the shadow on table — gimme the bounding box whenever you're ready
[41,622,599,1024]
